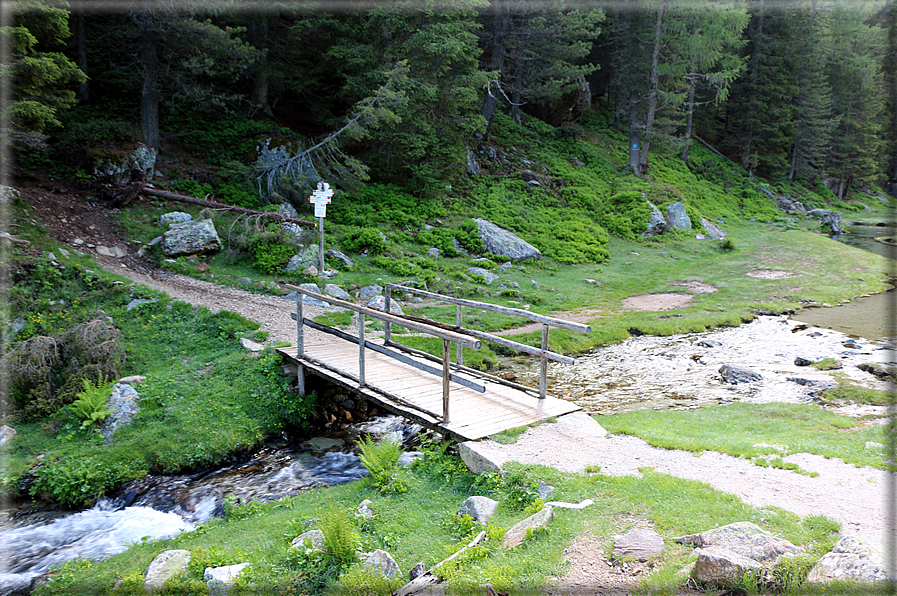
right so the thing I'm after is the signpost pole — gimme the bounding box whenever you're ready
[318,216,325,273]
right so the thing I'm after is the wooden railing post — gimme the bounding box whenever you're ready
[539,324,548,399]
[455,304,463,366]
[384,286,392,344]
[296,298,305,397]
[358,311,366,388]
[442,339,451,424]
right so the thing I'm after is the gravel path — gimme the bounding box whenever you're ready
[107,259,892,546]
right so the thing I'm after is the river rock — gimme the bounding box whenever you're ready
[158,212,192,227]
[457,496,498,523]
[291,530,325,551]
[363,549,401,578]
[144,549,191,593]
[719,364,762,384]
[326,249,354,269]
[161,219,221,256]
[675,522,799,562]
[691,545,764,587]
[0,425,16,447]
[643,201,667,238]
[806,534,888,584]
[101,383,141,445]
[503,506,553,548]
[323,283,351,301]
[613,529,665,562]
[204,563,249,596]
[409,562,426,581]
[467,267,499,285]
[473,218,542,262]
[806,209,842,235]
[777,195,806,214]
[665,202,692,230]
[355,499,374,520]
[698,217,726,240]
[96,245,128,258]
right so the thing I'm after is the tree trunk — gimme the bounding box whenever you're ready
[481,0,509,139]
[628,92,641,176]
[638,0,665,174]
[139,19,160,149]
[680,78,695,163]
[75,2,89,102]
[249,18,273,117]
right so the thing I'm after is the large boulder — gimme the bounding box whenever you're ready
[458,441,508,475]
[676,522,799,562]
[144,550,191,593]
[466,267,499,285]
[642,201,667,237]
[363,549,401,578]
[161,219,221,256]
[698,217,726,240]
[613,529,665,562]
[691,546,764,586]
[473,218,542,262]
[291,530,325,552]
[806,534,888,584]
[665,202,692,231]
[100,383,141,445]
[719,364,762,384]
[0,425,16,447]
[365,295,404,315]
[91,143,156,183]
[285,245,320,273]
[158,212,192,227]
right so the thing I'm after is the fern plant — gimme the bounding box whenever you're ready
[67,376,113,429]
[356,434,406,493]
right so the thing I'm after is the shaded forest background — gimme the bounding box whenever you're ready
[5,0,896,205]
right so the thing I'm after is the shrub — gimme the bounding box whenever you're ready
[340,228,390,255]
[357,434,407,493]
[30,455,142,506]
[249,224,296,273]
[67,376,113,429]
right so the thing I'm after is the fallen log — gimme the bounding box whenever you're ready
[393,530,487,596]
[140,187,316,227]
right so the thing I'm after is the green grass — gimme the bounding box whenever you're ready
[32,458,844,596]
[598,402,892,470]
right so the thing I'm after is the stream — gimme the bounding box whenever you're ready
[2,221,894,595]
[0,417,421,594]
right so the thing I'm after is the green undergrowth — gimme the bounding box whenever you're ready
[598,402,892,471]
[33,448,846,596]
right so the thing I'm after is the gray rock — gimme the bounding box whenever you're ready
[696,339,722,349]
[675,522,799,562]
[777,195,806,214]
[92,143,156,183]
[719,364,762,384]
[355,499,374,520]
[323,284,351,301]
[409,562,426,581]
[161,219,221,256]
[326,249,355,269]
[467,267,499,285]
[643,201,668,238]
[96,245,128,258]
[0,185,22,203]
[363,549,401,578]
[691,546,764,587]
[503,506,553,548]
[144,549,191,593]
[459,441,508,475]
[291,530,325,551]
[699,217,726,240]
[365,295,404,315]
[794,356,814,366]
[204,563,249,596]
[359,285,383,302]
[159,212,192,227]
[473,218,542,262]
[100,383,141,445]
[119,375,146,385]
[279,203,299,219]
[665,202,692,230]
[127,298,156,311]
[294,283,328,306]
[457,496,498,523]
[806,534,888,584]
[426,248,440,258]
[536,481,555,500]
[466,148,480,176]
[613,529,665,562]
[236,277,252,286]
[239,338,264,352]
[0,425,16,447]
[286,245,320,273]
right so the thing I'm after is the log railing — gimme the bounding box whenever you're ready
[383,283,591,400]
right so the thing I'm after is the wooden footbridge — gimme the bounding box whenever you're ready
[277,284,590,442]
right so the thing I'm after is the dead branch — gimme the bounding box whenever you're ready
[140,187,316,227]
[393,530,487,596]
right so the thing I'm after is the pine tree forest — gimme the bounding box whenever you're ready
[4,0,895,200]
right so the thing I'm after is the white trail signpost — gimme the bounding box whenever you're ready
[308,182,334,273]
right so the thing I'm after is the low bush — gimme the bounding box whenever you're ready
[357,434,407,494]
